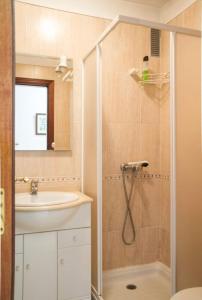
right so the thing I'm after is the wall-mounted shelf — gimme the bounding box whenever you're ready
[129,68,169,87]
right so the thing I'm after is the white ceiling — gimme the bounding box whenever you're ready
[123,0,170,8]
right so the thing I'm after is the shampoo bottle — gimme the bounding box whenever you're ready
[142,56,149,81]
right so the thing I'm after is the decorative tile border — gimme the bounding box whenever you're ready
[104,173,170,181]
[15,176,81,184]
[15,174,169,185]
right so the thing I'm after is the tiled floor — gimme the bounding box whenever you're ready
[103,273,171,300]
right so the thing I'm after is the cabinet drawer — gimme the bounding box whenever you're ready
[58,228,91,248]
[15,235,23,254]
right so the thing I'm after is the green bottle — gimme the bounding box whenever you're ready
[142,56,149,81]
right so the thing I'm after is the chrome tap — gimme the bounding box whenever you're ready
[31,179,38,195]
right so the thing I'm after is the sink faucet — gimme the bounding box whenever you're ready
[31,179,38,195]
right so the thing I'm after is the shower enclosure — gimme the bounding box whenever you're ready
[82,15,201,300]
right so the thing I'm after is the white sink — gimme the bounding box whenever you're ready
[15,191,92,234]
[16,191,79,207]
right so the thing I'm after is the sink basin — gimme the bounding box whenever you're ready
[16,191,79,207]
[15,191,93,234]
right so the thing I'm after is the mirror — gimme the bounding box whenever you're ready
[15,54,73,151]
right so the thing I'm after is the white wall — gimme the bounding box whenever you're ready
[16,0,199,24]
[16,0,160,21]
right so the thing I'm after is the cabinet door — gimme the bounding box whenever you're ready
[23,232,57,300]
[58,245,91,300]
[14,254,23,300]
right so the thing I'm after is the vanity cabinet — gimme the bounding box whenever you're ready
[15,228,91,300]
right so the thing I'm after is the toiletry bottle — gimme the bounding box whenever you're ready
[142,56,149,81]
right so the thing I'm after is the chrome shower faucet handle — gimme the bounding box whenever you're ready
[31,179,39,195]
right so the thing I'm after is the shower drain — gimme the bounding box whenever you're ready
[126,284,137,290]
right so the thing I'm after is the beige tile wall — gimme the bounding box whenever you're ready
[169,0,201,30]
[15,1,109,190]
[102,0,201,268]
[101,23,164,270]
[102,0,202,267]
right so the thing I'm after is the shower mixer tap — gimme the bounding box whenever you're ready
[120,161,149,171]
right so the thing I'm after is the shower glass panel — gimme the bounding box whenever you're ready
[175,32,202,291]
[101,23,171,300]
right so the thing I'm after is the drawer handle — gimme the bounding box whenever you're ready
[73,235,77,242]
[16,266,20,272]
[60,258,64,265]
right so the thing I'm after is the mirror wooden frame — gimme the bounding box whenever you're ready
[15,77,54,150]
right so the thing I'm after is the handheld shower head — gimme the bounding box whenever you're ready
[138,161,149,168]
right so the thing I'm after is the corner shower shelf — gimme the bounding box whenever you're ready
[129,68,170,87]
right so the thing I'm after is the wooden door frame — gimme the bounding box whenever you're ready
[0,0,15,300]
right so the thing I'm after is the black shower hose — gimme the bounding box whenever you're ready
[121,167,137,245]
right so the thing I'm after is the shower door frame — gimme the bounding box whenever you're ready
[82,15,201,298]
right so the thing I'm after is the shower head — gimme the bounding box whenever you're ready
[120,160,149,171]
[137,161,149,168]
